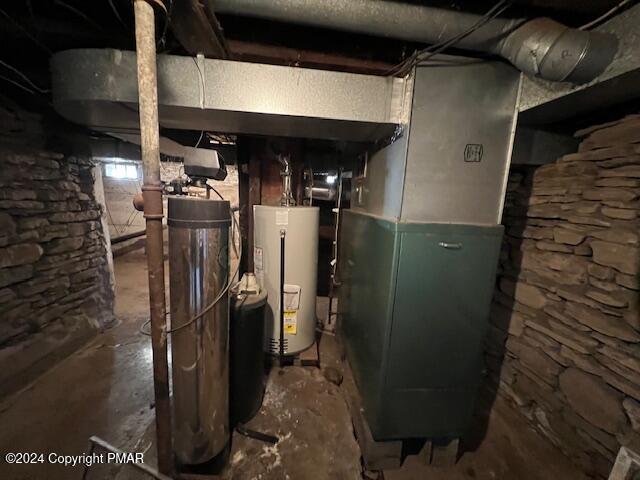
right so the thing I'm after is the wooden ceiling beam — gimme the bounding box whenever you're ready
[227,39,394,76]
[170,0,228,58]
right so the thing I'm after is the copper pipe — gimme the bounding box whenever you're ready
[133,0,172,475]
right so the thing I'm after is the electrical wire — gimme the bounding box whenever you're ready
[0,7,52,55]
[139,224,240,336]
[0,74,35,94]
[139,188,242,336]
[208,183,239,261]
[388,0,511,76]
[215,150,226,163]
[54,0,103,31]
[123,201,141,231]
[26,0,37,32]
[192,56,205,93]
[579,0,633,30]
[107,0,128,29]
[158,0,174,50]
[386,0,513,77]
[191,55,207,148]
[104,196,123,237]
[194,130,205,148]
[0,59,50,93]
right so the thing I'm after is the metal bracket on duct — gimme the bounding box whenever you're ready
[211,0,618,84]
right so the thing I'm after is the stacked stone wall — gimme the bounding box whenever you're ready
[488,113,640,478]
[0,99,114,396]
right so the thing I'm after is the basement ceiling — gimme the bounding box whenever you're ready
[1,0,637,141]
[0,0,630,89]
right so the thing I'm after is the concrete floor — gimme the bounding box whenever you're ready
[0,249,586,479]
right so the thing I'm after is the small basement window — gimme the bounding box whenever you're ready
[104,162,139,179]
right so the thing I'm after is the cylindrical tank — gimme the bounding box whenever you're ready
[168,196,231,465]
[230,274,268,425]
[253,205,319,355]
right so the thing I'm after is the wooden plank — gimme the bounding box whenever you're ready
[227,40,394,76]
[340,347,402,471]
[264,341,319,367]
[424,438,459,467]
[170,0,228,59]
[296,341,319,367]
[246,140,262,271]
[609,446,640,480]
[236,137,250,274]
[347,394,403,471]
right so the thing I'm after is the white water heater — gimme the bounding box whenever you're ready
[253,205,319,355]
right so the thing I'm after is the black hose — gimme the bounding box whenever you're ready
[236,424,279,445]
[111,229,146,244]
[279,229,286,366]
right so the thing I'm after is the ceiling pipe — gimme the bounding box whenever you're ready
[211,0,618,83]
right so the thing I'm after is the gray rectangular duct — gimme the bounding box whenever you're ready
[353,59,521,225]
[51,49,408,142]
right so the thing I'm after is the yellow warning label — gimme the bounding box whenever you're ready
[284,311,297,334]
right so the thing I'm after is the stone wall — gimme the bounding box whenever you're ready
[0,98,114,397]
[487,113,640,478]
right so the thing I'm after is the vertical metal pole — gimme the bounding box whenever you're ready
[133,0,172,475]
[279,229,286,367]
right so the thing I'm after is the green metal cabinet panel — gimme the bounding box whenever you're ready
[339,210,503,441]
[338,210,400,432]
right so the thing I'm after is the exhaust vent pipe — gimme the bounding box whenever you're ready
[497,17,618,83]
[212,0,618,83]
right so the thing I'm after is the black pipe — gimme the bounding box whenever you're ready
[279,229,286,367]
[111,229,146,245]
[236,425,278,445]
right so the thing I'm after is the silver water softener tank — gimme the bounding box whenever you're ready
[168,196,231,465]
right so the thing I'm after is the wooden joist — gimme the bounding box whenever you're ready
[227,39,394,76]
[170,0,228,59]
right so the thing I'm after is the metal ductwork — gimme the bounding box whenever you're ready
[498,17,617,83]
[212,0,618,83]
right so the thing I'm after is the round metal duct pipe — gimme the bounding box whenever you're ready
[497,17,617,83]
[212,0,618,83]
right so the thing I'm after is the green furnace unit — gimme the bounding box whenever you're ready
[338,59,521,442]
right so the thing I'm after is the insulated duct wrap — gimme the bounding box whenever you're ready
[213,0,618,83]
